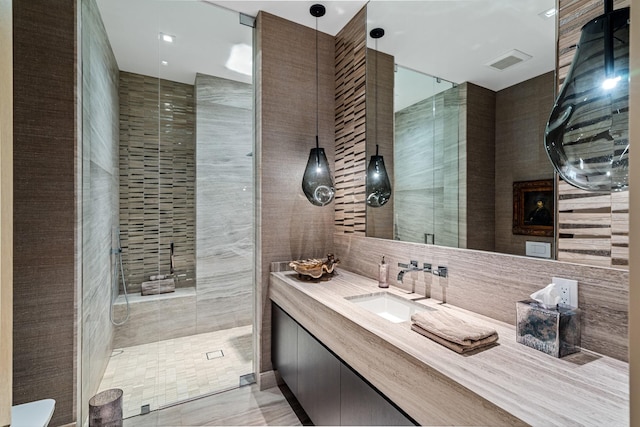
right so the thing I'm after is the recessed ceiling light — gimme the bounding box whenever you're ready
[539,7,557,19]
[225,43,252,76]
[161,60,168,66]
[160,33,175,43]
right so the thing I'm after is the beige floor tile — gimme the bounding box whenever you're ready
[123,384,303,427]
[98,325,253,419]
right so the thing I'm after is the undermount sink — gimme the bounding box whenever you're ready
[345,292,435,323]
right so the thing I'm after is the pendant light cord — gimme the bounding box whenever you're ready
[374,36,378,163]
[315,12,320,165]
[369,28,384,171]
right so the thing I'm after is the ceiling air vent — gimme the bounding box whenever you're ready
[486,49,532,71]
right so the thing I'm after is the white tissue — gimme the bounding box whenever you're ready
[530,283,560,309]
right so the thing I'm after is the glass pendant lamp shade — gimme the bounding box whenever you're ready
[301,3,335,207]
[366,27,392,208]
[302,143,335,206]
[544,5,629,192]
[366,145,391,207]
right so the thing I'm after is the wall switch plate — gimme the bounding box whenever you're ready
[552,277,578,309]
[526,241,551,258]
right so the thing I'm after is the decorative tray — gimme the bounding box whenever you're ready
[289,253,339,280]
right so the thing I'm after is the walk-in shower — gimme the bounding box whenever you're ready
[81,0,255,423]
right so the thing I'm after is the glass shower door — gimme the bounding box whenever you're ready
[81,0,255,423]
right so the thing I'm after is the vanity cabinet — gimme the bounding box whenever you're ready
[272,302,298,394]
[296,324,341,425]
[340,363,414,426]
[272,303,415,426]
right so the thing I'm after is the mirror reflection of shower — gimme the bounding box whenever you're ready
[110,227,129,326]
[393,65,459,247]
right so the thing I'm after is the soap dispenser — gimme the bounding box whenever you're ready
[378,255,389,288]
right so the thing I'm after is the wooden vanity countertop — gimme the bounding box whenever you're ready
[270,269,628,427]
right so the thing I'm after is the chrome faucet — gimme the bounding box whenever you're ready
[433,266,448,278]
[397,261,432,282]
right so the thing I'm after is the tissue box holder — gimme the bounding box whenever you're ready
[516,300,580,357]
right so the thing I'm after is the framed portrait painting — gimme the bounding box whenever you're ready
[513,179,554,237]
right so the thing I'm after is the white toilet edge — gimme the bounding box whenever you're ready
[11,398,56,427]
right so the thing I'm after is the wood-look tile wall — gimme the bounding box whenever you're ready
[81,0,119,418]
[494,72,555,256]
[334,7,367,235]
[335,233,628,361]
[256,12,336,374]
[119,72,196,292]
[460,83,496,251]
[0,0,12,422]
[556,0,630,268]
[13,0,77,424]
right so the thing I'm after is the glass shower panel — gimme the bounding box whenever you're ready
[82,0,254,424]
[80,0,127,423]
[393,66,459,246]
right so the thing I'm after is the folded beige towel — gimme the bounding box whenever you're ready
[411,324,498,354]
[411,309,498,347]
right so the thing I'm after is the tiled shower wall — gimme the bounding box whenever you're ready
[195,73,253,333]
[81,0,119,414]
[394,87,460,247]
[118,72,196,292]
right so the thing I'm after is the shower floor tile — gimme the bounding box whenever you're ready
[98,325,253,419]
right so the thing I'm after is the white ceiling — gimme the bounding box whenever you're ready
[96,0,556,92]
[366,0,556,92]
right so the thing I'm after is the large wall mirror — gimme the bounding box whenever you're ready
[365,0,557,258]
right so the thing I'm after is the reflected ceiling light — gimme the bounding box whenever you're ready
[160,33,175,43]
[161,60,168,66]
[602,75,621,90]
[544,1,629,192]
[225,43,253,76]
[301,4,335,207]
[539,8,557,19]
[366,28,391,208]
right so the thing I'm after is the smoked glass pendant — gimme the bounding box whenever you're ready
[366,145,391,207]
[544,6,629,192]
[302,144,335,206]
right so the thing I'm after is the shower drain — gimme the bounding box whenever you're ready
[206,350,224,360]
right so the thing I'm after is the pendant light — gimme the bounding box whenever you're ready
[302,4,335,206]
[544,1,629,192]
[366,28,392,208]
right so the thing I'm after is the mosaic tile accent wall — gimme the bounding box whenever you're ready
[119,72,196,292]
[334,7,367,234]
[556,0,629,268]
